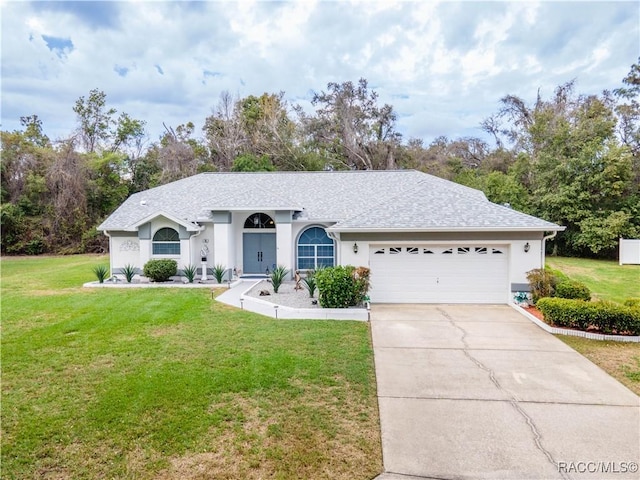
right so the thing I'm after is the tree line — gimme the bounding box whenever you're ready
[2,60,639,258]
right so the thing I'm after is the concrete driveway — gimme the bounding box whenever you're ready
[371,305,640,480]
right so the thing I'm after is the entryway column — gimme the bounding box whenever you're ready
[212,211,232,274]
[275,211,293,278]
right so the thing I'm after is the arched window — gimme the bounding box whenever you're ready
[244,213,275,229]
[297,226,334,269]
[152,227,180,255]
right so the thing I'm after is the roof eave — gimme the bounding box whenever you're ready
[127,211,202,232]
[327,225,566,233]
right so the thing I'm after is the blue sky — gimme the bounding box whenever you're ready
[1,1,638,147]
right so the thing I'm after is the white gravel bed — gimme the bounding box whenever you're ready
[245,280,320,309]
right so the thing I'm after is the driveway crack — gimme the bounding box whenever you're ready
[437,307,571,480]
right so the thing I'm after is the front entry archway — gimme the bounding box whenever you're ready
[243,212,277,274]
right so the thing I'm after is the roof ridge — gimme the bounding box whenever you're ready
[199,169,419,175]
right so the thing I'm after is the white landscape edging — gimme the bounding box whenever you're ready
[84,282,215,288]
[238,283,369,321]
[511,303,640,343]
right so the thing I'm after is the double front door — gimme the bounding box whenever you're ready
[243,233,277,274]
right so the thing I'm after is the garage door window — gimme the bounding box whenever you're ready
[297,227,334,269]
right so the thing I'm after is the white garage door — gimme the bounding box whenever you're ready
[369,245,509,304]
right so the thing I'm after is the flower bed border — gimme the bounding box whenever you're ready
[511,304,640,343]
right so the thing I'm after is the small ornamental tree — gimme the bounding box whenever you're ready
[526,268,558,304]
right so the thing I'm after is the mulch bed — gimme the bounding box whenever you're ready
[522,305,544,321]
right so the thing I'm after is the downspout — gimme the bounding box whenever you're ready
[190,224,205,273]
[541,231,557,268]
[327,231,341,265]
[103,231,113,276]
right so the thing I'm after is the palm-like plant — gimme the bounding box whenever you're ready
[183,264,197,283]
[302,270,317,298]
[93,265,109,283]
[212,264,226,283]
[270,265,289,293]
[122,264,137,283]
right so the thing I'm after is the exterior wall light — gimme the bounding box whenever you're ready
[524,242,530,253]
[353,243,359,254]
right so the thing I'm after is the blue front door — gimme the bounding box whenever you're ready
[243,233,277,274]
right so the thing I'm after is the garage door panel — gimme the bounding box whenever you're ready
[370,245,508,304]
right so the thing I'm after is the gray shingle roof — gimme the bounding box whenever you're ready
[331,181,560,231]
[98,170,562,232]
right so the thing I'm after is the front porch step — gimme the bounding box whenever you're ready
[239,274,270,279]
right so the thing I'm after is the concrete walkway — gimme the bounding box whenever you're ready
[371,305,640,480]
[216,280,369,320]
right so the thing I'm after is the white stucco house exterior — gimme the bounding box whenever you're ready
[98,170,564,304]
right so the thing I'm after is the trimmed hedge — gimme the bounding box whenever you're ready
[143,259,177,282]
[555,280,591,301]
[536,297,640,335]
[624,298,640,308]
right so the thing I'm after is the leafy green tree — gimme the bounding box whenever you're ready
[482,81,639,257]
[73,89,147,157]
[614,58,640,157]
[20,115,50,148]
[231,154,275,172]
[112,112,146,154]
[576,211,639,255]
[86,151,130,220]
[73,88,117,153]
[128,148,162,193]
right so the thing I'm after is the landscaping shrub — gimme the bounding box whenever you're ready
[143,259,177,282]
[555,280,591,301]
[212,264,226,283]
[624,298,640,308]
[526,268,558,303]
[270,265,289,293]
[315,265,370,308]
[93,265,109,283]
[537,297,640,335]
[122,264,137,283]
[546,267,568,282]
[302,270,317,298]
[182,264,197,283]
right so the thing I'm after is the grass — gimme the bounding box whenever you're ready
[545,256,640,395]
[1,255,382,479]
[545,256,640,304]
[556,336,640,395]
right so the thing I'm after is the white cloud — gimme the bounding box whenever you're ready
[1,0,638,146]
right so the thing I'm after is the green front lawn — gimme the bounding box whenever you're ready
[1,255,382,479]
[545,256,640,395]
[546,256,640,304]
[557,336,640,395]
